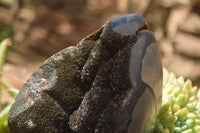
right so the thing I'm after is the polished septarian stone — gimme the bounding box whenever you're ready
[8,14,162,133]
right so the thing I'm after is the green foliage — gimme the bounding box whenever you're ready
[154,69,200,133]
[0,39,18,133]
[0,103,11,132]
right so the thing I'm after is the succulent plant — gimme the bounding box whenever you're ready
[154,68,200,133]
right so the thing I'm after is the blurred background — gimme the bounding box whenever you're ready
[0,0,200,115]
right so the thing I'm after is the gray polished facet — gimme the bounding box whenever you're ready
[111,14,147,36]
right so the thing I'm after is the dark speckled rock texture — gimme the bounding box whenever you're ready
[8,14,162,133]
